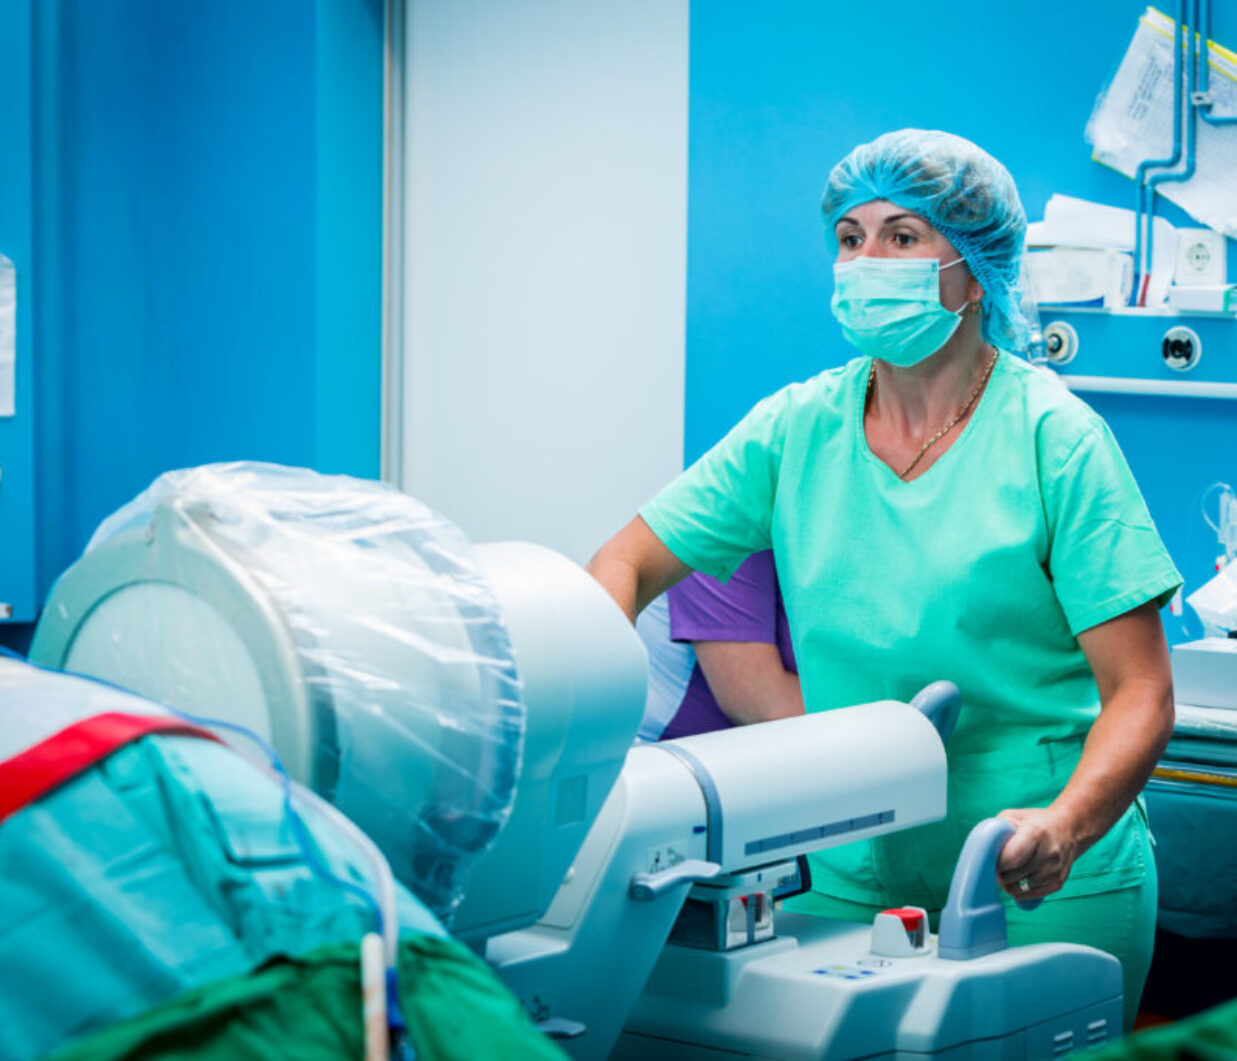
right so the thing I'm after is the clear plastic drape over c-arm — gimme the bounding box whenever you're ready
[39,462,526,923]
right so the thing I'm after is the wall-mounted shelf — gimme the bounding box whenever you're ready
[1058,374,1237,399]
[1039,305,1236,320]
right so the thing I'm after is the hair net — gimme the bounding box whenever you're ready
[822,129,1032,352]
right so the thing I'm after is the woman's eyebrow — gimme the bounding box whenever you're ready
[836,212,923,228]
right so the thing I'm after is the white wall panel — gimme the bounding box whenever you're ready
[401,0,688,563]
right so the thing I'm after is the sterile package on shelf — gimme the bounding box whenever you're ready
[1025,247,1133,308]
[1166,284,1237,313]
[1025,193,1177,306]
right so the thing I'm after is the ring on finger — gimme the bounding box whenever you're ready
[1017,877,1031,894]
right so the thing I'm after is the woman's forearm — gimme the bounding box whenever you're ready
[1052,678,1173,853]
[585,550,642,623]
[586,516,693,624]
[694,640,805,725]
[1059,602,1176,851]
[997,601,1174,898]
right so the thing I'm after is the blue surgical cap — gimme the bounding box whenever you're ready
[822,129,1032,352]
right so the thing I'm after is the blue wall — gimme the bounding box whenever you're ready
[1,0,383,647]
[687,0,1237,641]
[0,0,38,625]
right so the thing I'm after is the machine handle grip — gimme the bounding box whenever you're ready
[937,817,1040,961]
[910,681,962,744]
[629,858,722,901]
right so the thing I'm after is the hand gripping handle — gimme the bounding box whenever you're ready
[937,817,1041,961]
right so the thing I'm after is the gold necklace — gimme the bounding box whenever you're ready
[867,349,998,480]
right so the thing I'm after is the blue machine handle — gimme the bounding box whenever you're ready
[937,817,1041,961]
[910,681,962,744]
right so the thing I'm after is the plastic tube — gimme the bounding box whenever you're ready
[1201,482,1237,563]
[1140,0,1200,310]
[1147,0,1201,204]
[1197,0,1237,126]
[294,784,401,969]
[361,933,390,1061]
[165,708,408,1056]
[1131,0,1187,305]
[160,700,399,967]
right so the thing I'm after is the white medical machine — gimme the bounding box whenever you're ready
[1174,486,1237,712]
[1150,561,1237,947]
[31,465,1123,1059]
[1174,562,1237,711]
[30,464,641,938]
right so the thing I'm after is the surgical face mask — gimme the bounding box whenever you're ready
[831,256,969,367]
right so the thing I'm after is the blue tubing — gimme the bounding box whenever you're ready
[1146,0,1202,304]
[1198,0,1237,125]
[1131,0,1187,305]
[1149,0,1201,192]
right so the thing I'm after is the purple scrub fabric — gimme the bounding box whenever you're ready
[660,550,797,740]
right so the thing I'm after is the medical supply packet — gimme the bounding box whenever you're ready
[1026,193,1176,305]
[1087,6,1237,237]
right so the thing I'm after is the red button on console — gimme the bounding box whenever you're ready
[882,907,925,933]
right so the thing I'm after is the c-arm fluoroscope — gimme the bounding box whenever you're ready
[30,466,1123,1059]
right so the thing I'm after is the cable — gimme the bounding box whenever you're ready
[168,707,385,936]
[163,705,415,1059]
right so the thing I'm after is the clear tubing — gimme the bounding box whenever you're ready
[1200,482,1237,562]
[159,698,398,967]
[294,783,401,968]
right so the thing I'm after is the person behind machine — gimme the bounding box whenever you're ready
[637,551,802,741]
[586,128,1180,1027]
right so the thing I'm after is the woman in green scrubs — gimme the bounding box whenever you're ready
[586,129,1179,1026]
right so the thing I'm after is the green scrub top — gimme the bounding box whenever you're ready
[640,353,1181,907]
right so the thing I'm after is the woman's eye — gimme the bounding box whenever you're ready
[840,233,861,249]
[892,231,918,248]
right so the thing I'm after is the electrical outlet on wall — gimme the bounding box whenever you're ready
[1174,229,1227,287]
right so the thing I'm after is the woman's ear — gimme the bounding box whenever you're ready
[968,280,986,311]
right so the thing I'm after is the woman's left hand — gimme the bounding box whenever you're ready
[995,806,1081,900]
